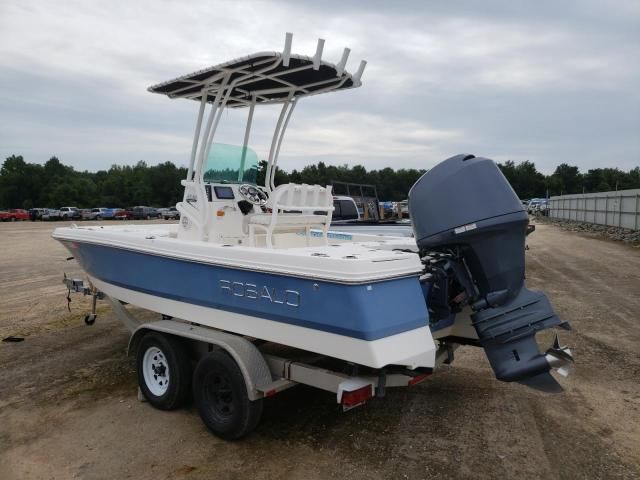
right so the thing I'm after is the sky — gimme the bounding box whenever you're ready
[0,0,638,174]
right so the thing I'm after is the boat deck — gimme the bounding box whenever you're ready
[54,223,422,283]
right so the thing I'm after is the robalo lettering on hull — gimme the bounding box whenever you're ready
[219,280,300,307]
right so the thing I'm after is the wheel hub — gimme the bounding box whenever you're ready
[207,373,234,417]
[142,346,170,396]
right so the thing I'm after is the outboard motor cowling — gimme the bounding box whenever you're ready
[409,154,572,391]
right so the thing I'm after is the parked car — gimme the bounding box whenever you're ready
[527,198,549,215]
[79,209,93,220]
[87,208,110,220]
[42,208,61,221]
[537,199,549,216]
[131,206,160,220]
[527,199,541,214]
[59,207,81,220]
[27,208,47,220]
[160,207,180,220]
[112,208,128,220]
[6,209,25,221]
[101,208,118,220]
[1,209,30,221]
[99,208,127,220]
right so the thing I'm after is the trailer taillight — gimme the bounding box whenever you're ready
[408,373,430,386]
[341,385,373,410]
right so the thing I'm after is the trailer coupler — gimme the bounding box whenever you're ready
[63,275,104,325]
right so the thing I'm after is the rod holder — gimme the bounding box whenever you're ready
[353,60,367,85]
[336,48,350,76]
[283,32,293,67]
[313,38,325,70]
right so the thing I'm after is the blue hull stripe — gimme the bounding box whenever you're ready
[65,241,429,340]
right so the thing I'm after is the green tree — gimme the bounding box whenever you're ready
[498,160,547,199]
[548,164,582,195]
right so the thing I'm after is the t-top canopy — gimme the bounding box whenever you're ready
[148,36,366,108]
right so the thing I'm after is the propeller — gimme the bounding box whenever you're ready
[545,334,574,378]
[517,334,574,393]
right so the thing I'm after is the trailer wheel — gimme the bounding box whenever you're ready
[137,331,191,410]
[192,350,263,440]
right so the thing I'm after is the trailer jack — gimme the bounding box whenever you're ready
[62,274,104,325]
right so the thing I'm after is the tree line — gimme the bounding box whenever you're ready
[1,154,639,209]
[0,155,187,209]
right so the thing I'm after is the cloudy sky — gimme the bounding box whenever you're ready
[1,0,638,174]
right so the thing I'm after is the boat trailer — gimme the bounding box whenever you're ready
[63,276,454,439]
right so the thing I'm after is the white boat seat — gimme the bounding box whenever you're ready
[248,183,333,248]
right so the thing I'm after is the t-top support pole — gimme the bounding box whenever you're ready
[265,91,295,193]
[194,76,229,180]
[238,97,256,182]
[198,84,235,180]
[270,98,297,192]
[198,56,281,181]
[188,92,208,181]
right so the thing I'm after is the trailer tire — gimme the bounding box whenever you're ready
[137,331,191,410]
[192,350,263,440]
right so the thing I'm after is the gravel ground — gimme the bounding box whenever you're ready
[540,216,640,245]
[0,220,639,480]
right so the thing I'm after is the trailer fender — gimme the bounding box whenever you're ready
[128,320,272,401]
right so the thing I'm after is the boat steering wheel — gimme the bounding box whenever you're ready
[238,184,268,206]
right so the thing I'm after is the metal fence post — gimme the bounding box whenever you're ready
[618,194,622,227]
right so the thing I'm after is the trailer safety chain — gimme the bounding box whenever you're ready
[64,272,72,312]
[66,286,72,312]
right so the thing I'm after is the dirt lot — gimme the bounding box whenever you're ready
[1,220,639,479]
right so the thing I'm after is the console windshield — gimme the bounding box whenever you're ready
[203,143,259,185]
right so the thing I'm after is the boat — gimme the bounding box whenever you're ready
[53,34,573,438]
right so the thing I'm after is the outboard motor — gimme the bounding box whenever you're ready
[409,154,573,391]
